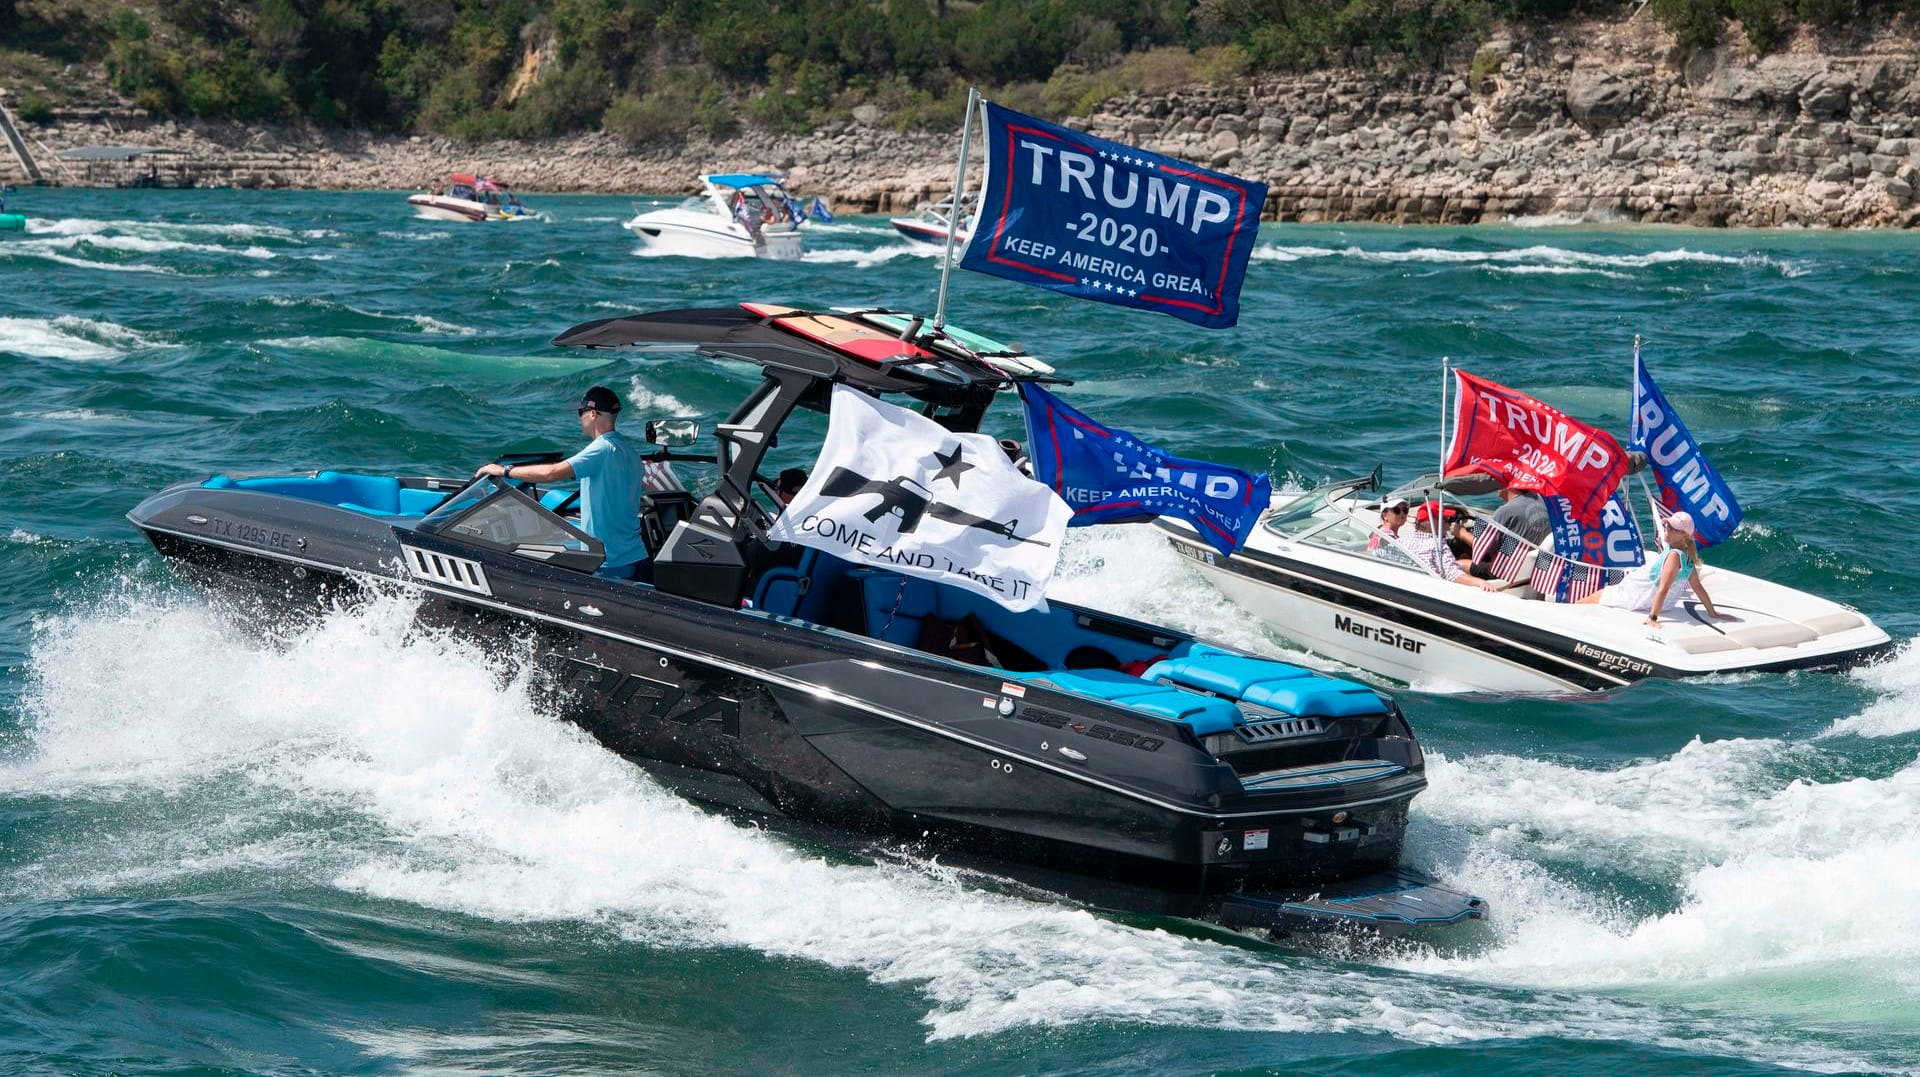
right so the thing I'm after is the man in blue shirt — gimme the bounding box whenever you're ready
[473,385,650,579]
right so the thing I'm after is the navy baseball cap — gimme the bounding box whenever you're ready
[576,385,622,414]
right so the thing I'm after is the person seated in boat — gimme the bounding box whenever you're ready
[1403,501,1497,590]
[1368,497,1410,555]
[772,467,807,506]
[472,385,650,581]
[1578,511,1723,626]
[1444,506,1476,569]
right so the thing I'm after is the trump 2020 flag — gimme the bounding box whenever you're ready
[1445,369,1628,526]
[767,386,1071,611]
[1631,353,1741,546]
[959,100,1267,329]
[1019,383,1269,555]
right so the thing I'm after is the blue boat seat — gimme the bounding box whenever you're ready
[202,472,443,518]
[1013,669,1242,735]
[1145,644,1388,719]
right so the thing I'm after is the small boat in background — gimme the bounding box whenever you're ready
[625,174,804,259]
[889,196,972,246]
[407,174,536,223]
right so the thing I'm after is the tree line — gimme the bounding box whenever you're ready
[0,0,1905,140]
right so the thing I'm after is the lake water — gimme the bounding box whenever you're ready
[3,189,1917,1075]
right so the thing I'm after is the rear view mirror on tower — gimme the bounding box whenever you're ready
[645,419,701,447]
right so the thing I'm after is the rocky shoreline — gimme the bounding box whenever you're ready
[10,15,1920,228]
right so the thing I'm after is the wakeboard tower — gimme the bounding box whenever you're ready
[128,302,1484,938]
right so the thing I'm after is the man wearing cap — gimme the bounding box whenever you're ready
[473,385,650,580]
[1403,500,1497,590]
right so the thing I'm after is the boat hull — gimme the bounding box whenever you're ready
[1163,521,1895,694]
[625,213,802,260]
[889,218,969,246]
[129,488,1439,907]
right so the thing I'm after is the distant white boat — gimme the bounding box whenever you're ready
[407,174,536,223]
[889,196,972,246]
[624,174,803,259]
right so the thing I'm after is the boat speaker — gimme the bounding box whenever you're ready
[653,519,748,606]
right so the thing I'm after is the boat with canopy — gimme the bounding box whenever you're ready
[407,173,535,223]
[127,300,1484,936]
[624,174,805,259]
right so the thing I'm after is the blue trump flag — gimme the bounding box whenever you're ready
[1542,489,1645,570]
[1536,488,1644,601]
[960,101,1267,329]
[1630,353,1742,546]
[1020,383,1270,554]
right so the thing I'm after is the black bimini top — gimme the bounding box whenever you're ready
[552,305,1045,404]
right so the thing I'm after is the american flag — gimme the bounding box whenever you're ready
[1530,555,1623,603]
[1472,525,1537,582]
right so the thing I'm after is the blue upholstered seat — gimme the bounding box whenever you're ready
[1145,644,1388,719]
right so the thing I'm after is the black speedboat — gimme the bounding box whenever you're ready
[127,305,1483,935]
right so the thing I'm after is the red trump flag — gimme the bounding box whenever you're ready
[1443,370,1627,524]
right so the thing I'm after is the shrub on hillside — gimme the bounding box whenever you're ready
[1651,0,1723,49]
[506,57,611,138]
[603,90,682,145]
[15,93,53,123]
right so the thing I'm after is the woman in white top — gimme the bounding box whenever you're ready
[1579,511,1724,626]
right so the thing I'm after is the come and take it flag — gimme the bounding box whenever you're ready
[1019,383,1270,555]
[766,386,1071,611]
[1445,369,1629,525]
[1630,353,1742,546]
[959,100,1267,329]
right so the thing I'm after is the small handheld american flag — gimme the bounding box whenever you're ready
[1473,525,1538,583]
[1530,555,1622,603]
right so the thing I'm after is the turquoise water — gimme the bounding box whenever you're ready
[3,190,1918,1075]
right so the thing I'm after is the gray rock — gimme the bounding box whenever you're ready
[1871,153,1901,174]
[1800,73,1853,118]
[1817,161,1851,181]
[850,104,883,127]
[1566,66,1637,130]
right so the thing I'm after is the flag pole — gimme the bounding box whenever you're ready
[934,87,980,331]
[1436,357,1449,541]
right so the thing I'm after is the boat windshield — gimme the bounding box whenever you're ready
[419,477,604,572]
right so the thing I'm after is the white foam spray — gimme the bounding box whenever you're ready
[3,584,1906,1070]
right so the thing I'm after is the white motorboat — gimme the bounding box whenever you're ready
[888,196,972,246]
[407,174,536,223]
[624,174,803,259]
[1160,474,1892,694]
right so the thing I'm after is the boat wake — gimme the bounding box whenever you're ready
[1251,243,1808,277]
[1829,638,1920,738]
[799,245,940,268]
[0,581,1906,1071]
[1407,739,1920,1036]
[0,314,172,361]
[2,585,1905,1071]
